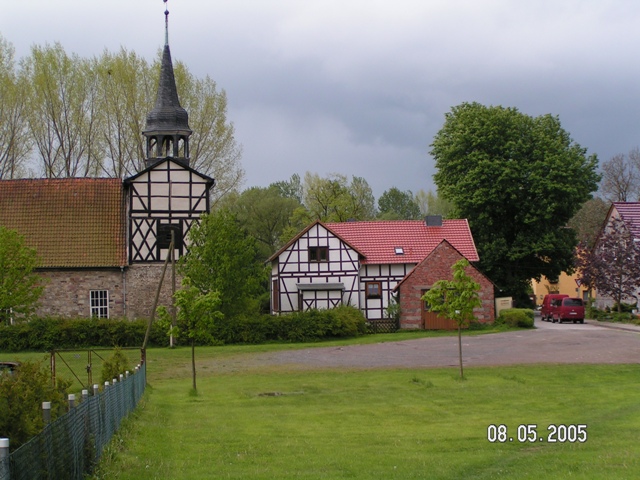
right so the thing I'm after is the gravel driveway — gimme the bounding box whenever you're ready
[213,318,640,373]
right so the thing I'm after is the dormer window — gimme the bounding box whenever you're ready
[309,247,328,262]
[395,247,404,255]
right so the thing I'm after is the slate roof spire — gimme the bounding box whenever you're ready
[143,0,192,168]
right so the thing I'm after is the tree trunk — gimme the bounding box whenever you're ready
[191,339,197,391]
[458,324,464,379]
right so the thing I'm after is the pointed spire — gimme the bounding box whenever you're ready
[143,0,192,167]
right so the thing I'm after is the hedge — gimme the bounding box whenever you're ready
[0,306,368,352]
[495,308,535,328]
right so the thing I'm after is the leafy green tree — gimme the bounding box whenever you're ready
[271,173,303,203]
[378,187,421,220]
[303,172,376,222]
[157,282,223,391]
[0,227,44,324]
[431,102,600,304]
[229,186,302,260]
[0,359,70,450]
[421,259,481,379]
[180,208,265,318]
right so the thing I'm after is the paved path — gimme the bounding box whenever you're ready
[214,318,640,373]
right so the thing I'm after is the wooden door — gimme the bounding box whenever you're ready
[421,290,458,330]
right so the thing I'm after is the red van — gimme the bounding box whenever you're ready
[553,297,585,324]
[541,294,568,322]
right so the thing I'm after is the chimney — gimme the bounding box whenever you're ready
[425,215,443,227]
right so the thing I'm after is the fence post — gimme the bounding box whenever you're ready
[42,401,51,424]
[68,394,76,410]
[82,389,89,402]
[93,384,99,396]
[0,438,9,480]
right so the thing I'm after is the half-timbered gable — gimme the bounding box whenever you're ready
[124,159,213,263]
[270,221,362,313]
[270,217,493,329]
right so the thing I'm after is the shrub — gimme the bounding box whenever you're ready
[101,347,131,384]
[0,359,71,450]
[495,308,534,328]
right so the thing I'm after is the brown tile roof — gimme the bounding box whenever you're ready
[325,219,479,264]
[0,178,126,268]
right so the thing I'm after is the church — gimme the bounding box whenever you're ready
[0,11,213,319]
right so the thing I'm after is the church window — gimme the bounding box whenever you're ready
[90,290,109,318]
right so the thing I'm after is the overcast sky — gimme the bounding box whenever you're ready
[2,0,639,198]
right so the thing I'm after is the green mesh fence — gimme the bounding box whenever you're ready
[1,363,146,480]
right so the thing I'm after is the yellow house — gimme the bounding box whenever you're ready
[531,273,592,306]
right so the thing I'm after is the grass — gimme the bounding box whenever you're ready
[76,340,640,480]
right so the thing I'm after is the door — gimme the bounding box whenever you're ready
[421,290,458,330]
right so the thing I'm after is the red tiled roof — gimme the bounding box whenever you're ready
[324,219,479,264]
[612,202,640,239]
[0,178,126,268]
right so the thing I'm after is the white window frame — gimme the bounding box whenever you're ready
[90,290,110,319]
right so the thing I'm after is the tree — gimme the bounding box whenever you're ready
[179,208,265,319]
[173,62,244,204]
[575,216,640,312]
[0,359,70,450]
[157,282,223,391]
[568,197,610,247]
[0,227,44,324]
[0,35,31,179]
[23,43,102,178]
[271,173,303,203]
[431,102,600,304]
[600,149,640,202]
[421,259,481,379]
[377,187,421,220]
[94,47,155,177]
[228,185,302,260]
[302,172,376,222]
[414,189,453,218]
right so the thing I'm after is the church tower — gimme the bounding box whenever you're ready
[142,4,192,168]
[124,2,214,264]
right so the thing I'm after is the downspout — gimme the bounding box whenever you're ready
[121,266,127,318]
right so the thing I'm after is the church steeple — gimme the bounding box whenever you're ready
[143,1,192,168]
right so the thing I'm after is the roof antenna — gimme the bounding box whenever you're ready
[164,0,169,46]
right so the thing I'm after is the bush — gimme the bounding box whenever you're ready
[495,308,534,328]
[0,317,167,352]
[101,347,131,384]
[0,359,71,450]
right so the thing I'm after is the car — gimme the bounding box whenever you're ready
[540,294,568,322]
[553,297,585,324]
[0,361,20,375]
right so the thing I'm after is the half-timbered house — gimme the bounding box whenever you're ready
[269,216,495,329]
[0,14,213,319]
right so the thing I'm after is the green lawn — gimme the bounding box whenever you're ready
[81,341,640,480]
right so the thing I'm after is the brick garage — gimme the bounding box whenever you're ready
[394,241,494,329]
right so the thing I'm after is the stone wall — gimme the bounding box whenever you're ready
[397,242,495,329]
[36,269,126,318]
[35,264,180,319]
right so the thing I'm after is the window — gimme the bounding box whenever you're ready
[90,290,109,319]
[157,223,183,249]
[394,247,404,255]
[308,247,328,262]
[366,282,382,299]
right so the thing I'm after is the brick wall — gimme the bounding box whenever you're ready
[125,264,181,319]
[397,242,495,329]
